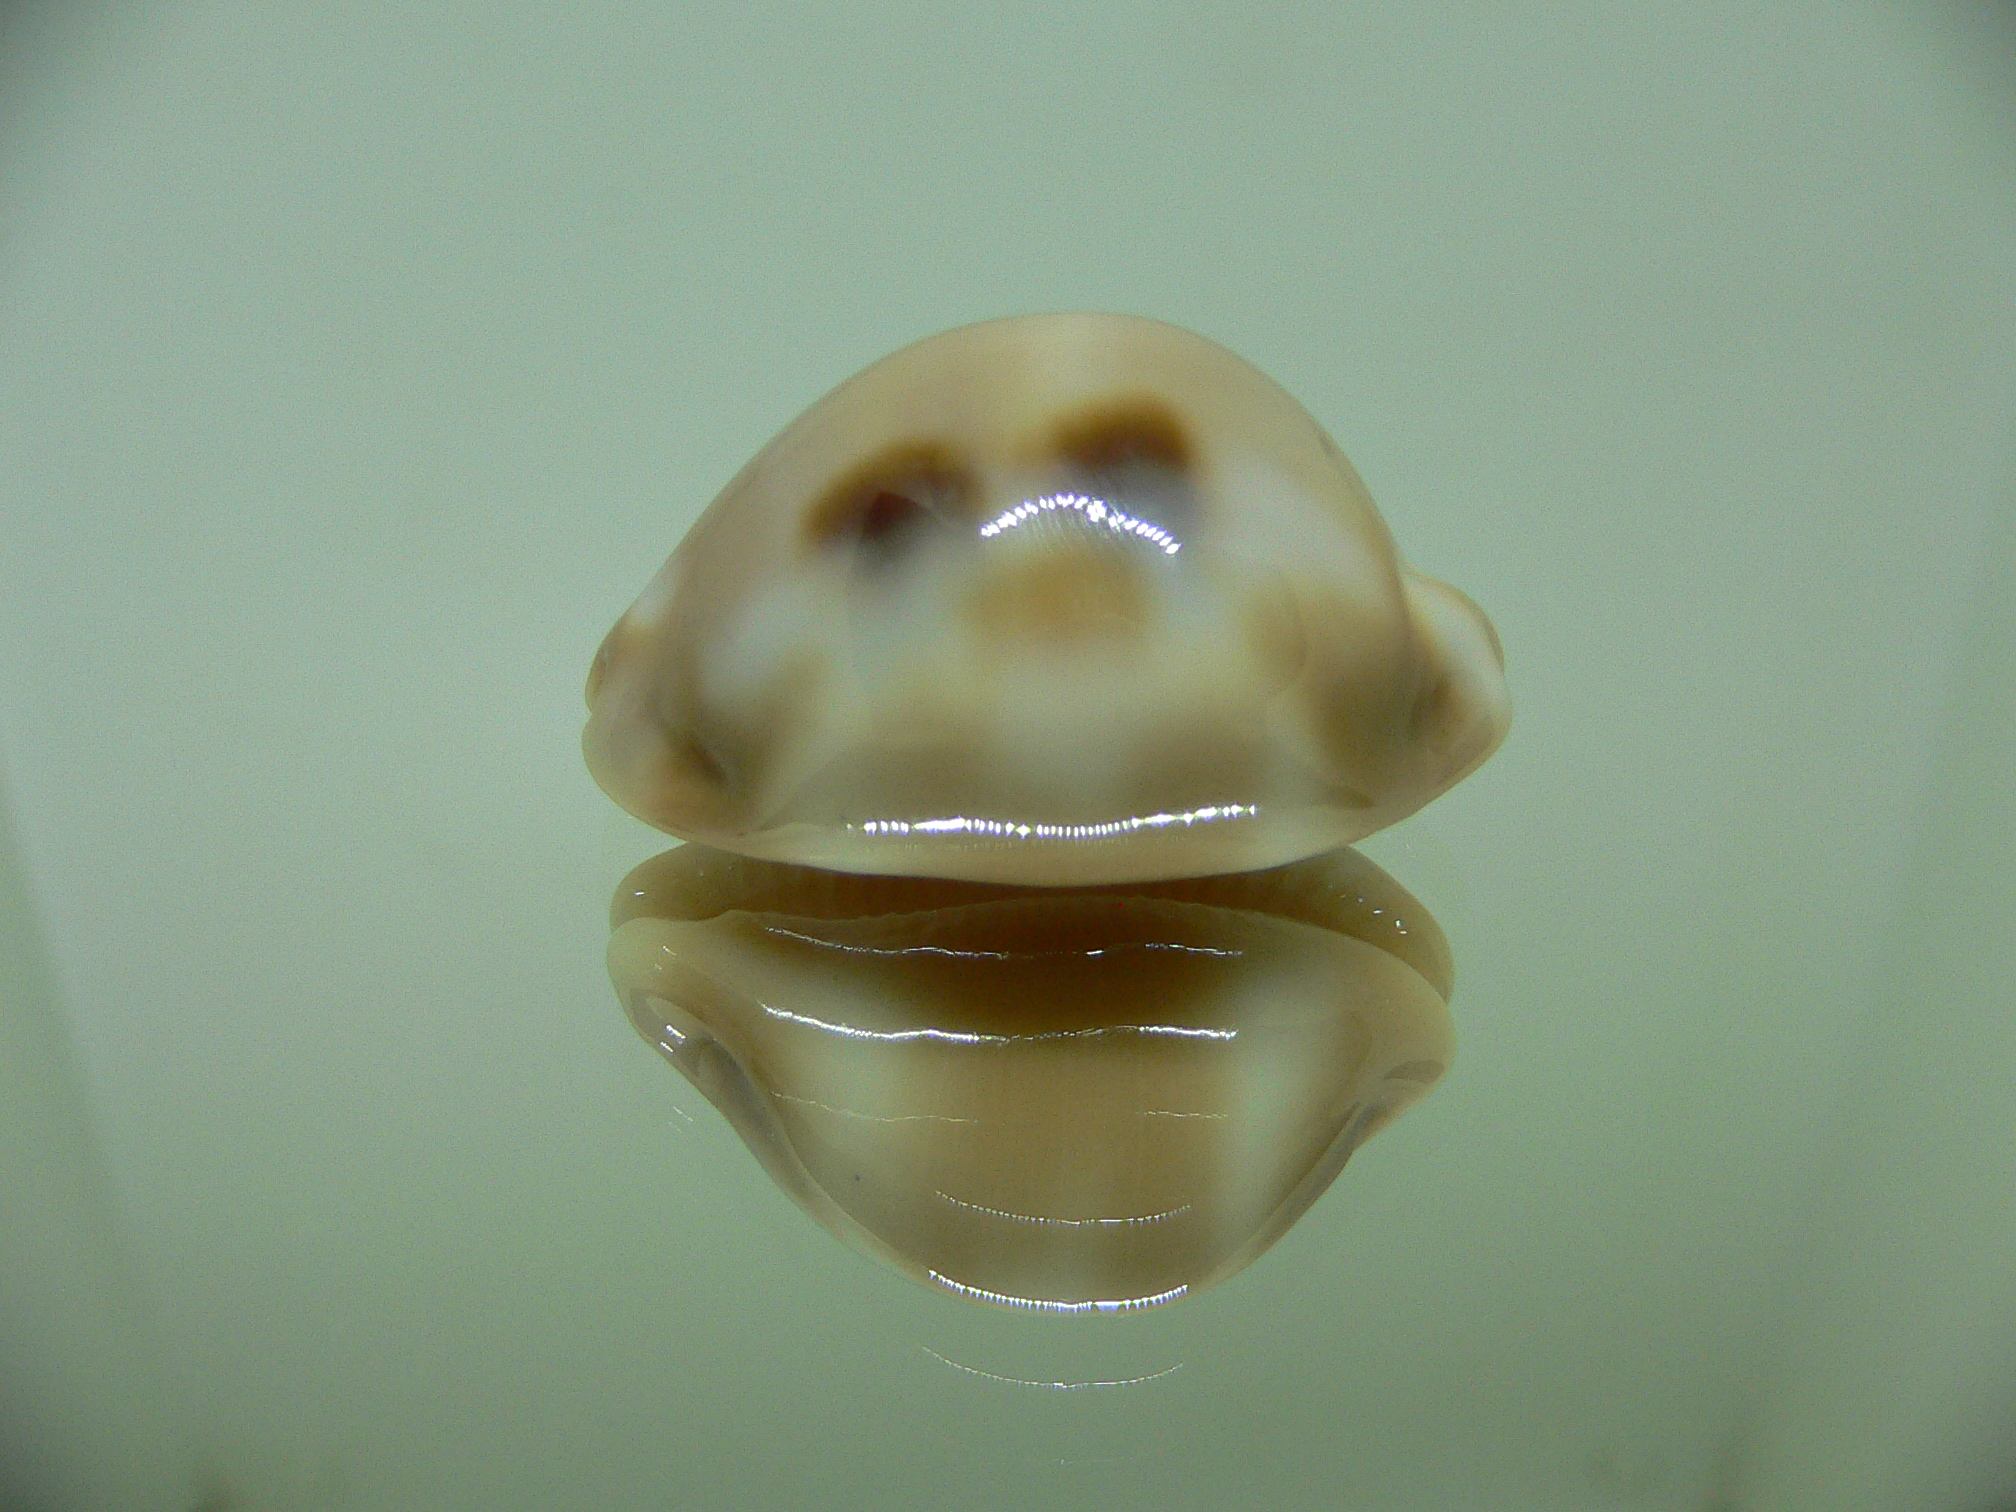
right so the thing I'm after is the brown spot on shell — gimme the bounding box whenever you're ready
[801,441,974,561]
[1049,398,1194,475]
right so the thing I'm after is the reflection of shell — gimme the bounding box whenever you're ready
[584,313,1509,886]
[608,845,1453,1310]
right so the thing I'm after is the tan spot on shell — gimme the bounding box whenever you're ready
[962,546,1150,646]
[1242,578,1308,691]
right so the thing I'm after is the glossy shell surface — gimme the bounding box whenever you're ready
[585,313,1508,886]
[608,844,1453,1310]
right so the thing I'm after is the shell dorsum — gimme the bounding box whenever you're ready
[584,313,1508,886]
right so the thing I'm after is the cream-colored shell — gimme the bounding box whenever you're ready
[585,313,1508,886]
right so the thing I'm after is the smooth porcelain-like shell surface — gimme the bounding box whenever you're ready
[585,314,1508,886]
[608,844,1453,1310]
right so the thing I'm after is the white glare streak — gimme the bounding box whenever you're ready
[927,1271,1189,1314]
[978,491,1181,553]
[934,1191,1190,1227]
[760,1004,1234,1044]
[761,927,1011,961]
[921,1347,1184,1391]
[770,1091,976,1125]
[851,802,1256,843]
[761,927,1241,962]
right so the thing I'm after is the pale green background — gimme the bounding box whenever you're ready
[2,4,2014,1509]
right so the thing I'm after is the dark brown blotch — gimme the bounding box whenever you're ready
[801,441,974,560]
[1050,398,1194,475]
